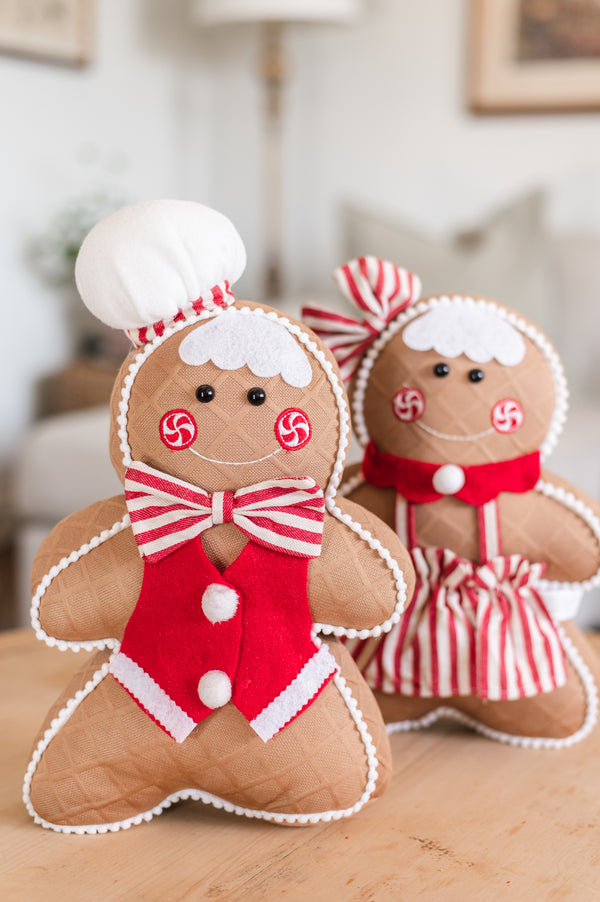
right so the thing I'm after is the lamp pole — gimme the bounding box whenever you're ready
[262,21,285,299]
[192,1,361,301]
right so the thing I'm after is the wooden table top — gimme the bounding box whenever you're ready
[2,628,600,901]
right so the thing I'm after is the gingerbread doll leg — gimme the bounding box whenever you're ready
[26,650,187,829]
[369,623,598,747]
[25,641,391,832]
[449,622,599,746]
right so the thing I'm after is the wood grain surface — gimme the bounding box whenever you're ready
[2,628,600,901]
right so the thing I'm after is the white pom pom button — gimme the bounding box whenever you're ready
[197,670,232,709]
[432,464,465,496]
[201,583,239,623]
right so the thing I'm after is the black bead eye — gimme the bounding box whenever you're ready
[247,387,266,406]
[195,384,215,403]
[433,363,450,377]
[468,368,485,383]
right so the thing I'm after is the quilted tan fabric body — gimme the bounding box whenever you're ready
[28,301,415,828]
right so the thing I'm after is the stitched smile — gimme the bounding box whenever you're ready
[189,447,282,466]
[415,421,495,442]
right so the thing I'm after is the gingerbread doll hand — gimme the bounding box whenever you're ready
[31,495,140,650]
[308,500,415,634]
[517,469,600,626]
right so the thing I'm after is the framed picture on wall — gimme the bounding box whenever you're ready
[469,0,600,112]
[0,0,93,66]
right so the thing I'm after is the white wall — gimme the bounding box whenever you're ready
[0,0,211,463]
[190,0,600,300]
[4,0,600,466]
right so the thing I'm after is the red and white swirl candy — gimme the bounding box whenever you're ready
[274,408,312,451]
[491,398,524,434]
[392,387,425,423]
[159,409,198,449]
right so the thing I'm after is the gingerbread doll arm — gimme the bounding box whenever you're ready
[307,497,416,636]
[31,495,142,650]
[500,467,600,585]
[538,468,600,584]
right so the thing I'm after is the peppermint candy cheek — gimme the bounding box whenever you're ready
[159,409,198,450]
[392,387,425,423]
[274,408,312,451]
[491,398,525,434]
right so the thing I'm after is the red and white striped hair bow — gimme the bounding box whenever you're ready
[302,257,421,382]
[125,461,325,563]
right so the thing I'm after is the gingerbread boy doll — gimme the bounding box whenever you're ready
[24,204,416,833]
[304,256,600,748]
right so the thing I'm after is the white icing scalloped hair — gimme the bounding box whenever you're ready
[178,308,313,387]
[402,297,526,365]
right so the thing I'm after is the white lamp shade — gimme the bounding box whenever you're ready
[192,0,361,25]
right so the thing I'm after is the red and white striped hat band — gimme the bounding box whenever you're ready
[125,280,236,347]
[302,257,421,383]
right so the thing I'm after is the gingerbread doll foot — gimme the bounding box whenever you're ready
[305,257,600,748]
[26,641,391,832]
[366,622,600,748]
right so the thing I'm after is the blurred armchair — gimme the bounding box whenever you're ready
[13,406,120,626]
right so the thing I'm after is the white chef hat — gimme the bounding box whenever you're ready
[74,199,246,346]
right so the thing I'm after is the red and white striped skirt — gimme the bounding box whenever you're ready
[349,546,567,700]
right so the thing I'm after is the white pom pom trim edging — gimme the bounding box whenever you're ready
[22,639,381,833]
[385,625,598,749]
[338,470,366,499]
[352,296,569,462]
[312,505,407,639]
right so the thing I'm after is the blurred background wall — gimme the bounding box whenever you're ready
[202,0,600,296]
[4,0,600,454]
[3,0,600,623]
[0,0,201,462]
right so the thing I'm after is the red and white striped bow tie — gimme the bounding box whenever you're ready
[302,256,421,383]
[125,461,326,563]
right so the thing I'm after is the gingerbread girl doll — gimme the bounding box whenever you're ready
[304,256,600,748]
[24,204,416,833]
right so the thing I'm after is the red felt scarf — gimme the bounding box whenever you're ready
[361,441,541,505]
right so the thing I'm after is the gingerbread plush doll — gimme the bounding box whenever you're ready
[24,205,416,833]
[304,256,600,748]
